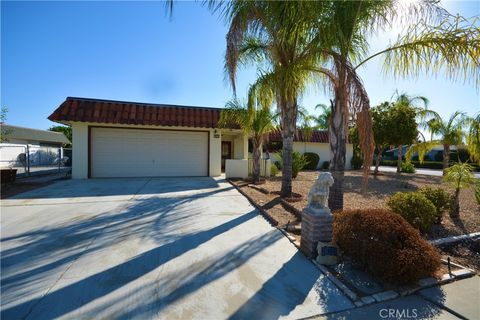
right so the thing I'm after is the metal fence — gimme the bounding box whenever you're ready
[0,144,71,177]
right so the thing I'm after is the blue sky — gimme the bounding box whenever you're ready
[1,0,479,130]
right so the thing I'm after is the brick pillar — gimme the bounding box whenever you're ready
[300,208,333,258]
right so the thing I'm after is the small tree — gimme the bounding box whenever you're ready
[218,99,275,183]
[443,162,475,218]
[386,100,418,173]
[371,102,392,175]
[48,125,72,148]
[0,107,10,142]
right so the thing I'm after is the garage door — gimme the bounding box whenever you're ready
[91,127,208,177]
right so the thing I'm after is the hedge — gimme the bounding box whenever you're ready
[379,160,480,171]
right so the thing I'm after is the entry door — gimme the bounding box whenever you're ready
[221,141,232,172]
[90,127,208,177]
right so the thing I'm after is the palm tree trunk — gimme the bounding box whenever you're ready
[252,139,262,183]
[450,187,460,218]
[280,99,298,198]
[443,144,450,174]
[397,145,403,173]
[328,96,347,212]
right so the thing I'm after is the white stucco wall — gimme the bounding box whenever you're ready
[71,123,89,179]
[270,142,354,170]
[69,122,228,179]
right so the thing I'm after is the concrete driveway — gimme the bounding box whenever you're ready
[1,177,353,319]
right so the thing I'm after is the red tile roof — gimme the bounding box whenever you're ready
[48,97,224,128]
[269,130,329,143]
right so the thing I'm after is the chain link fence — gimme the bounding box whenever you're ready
[0,144,71,177]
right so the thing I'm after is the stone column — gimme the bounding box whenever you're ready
[300,172,334,258]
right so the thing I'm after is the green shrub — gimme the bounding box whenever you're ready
[279,151,308,179]
[303,152,320,170]
[386,192,437,232]
[270,164,279,177]
[351,151,363,170]
[401,162,416,173]
[322,161,330,170]
[417,186,452,222]
[333,209,441,285]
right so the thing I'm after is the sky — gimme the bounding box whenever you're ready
[1,0,479,130]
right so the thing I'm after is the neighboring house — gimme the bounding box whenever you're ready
[0,124,70,171]
[267,130,354,170]
[48,97,249,179]
[384,145,458,161]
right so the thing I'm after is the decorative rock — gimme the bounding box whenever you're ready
[301,173,335,258]
[316,241,339,265]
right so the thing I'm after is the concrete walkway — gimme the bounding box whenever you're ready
[314,276,479,320]
[1,177,353,319]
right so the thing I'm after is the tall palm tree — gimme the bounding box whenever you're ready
[304,2,479,210]
[168,1,480,209]
[223,1,326,197]
[218,99,275,183]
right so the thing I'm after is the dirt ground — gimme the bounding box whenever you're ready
[262,170,480,240]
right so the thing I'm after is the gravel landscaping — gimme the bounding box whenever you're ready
[230,170,480,271]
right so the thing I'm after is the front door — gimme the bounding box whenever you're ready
[221,141,232,172]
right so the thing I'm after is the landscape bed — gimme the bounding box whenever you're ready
[229,170,480,273]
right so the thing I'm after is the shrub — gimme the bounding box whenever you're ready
[401,162,416,173]
[279,151,308,179]
[333,209,441,285]
[270,164,279,177]
[303,152,320,170]
[417,186,452,222]
[351,151,363,170]
[386,192,437,232]
[322,161,330,170]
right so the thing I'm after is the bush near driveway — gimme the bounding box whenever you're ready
[417,186,453,223]
[387,192,437,232]
[333,209,441,285]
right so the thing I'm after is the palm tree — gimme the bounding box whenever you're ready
[303,2,479,210]
[443,162,475,217]
[168,1,480,209]
[314,103,332,130]
[223,1,325,197]
[426,111,466,172]
[218,99,275,183]
[467,112,480,164]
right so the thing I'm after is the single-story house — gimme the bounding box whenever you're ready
[48,97,353,179]
[0,124,70,172]
[268,131,353,170]
[48,97,250,179]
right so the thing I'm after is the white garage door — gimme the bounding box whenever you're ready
[91,127,208,177]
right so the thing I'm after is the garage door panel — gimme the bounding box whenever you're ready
[91,128,208,177]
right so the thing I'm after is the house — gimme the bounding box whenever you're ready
[0,124,70,174]
[48,97,249,179]
[268,130,354,169]
[48,97,354,179]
